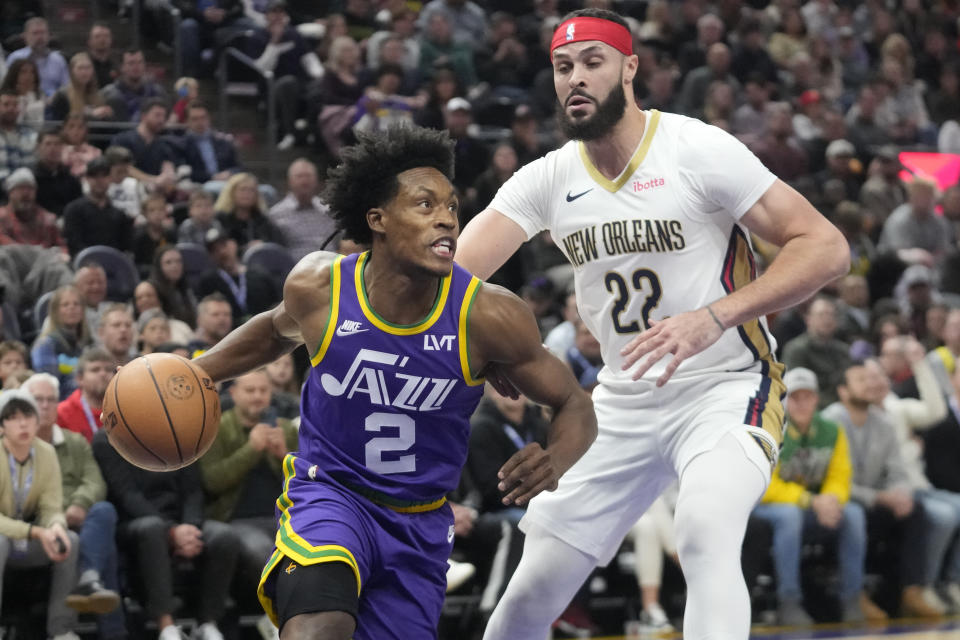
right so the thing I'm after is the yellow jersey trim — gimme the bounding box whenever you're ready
[355,251,451,335]
[578,109,661,193]
[310,255,343,367]
[458,277,485,386]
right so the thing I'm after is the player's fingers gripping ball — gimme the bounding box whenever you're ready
[102,353,221,471]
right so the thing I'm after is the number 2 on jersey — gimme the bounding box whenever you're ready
[365,412,416,473]
[604,269,662,334]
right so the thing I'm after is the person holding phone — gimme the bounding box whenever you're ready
[0,390,84,640]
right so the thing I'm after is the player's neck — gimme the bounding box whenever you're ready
[580,108,647,181]
[363,252,442,326]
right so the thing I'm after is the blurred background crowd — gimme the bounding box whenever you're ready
[3,0,960,637]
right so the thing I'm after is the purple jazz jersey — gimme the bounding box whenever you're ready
[257,252,486,637]
[300,251,485,505]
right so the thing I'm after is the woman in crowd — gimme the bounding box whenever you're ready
[136,308,172,355]
[1,59,44,129]
[30,286,92,400]
[414,66,461,131]
[213,173,284,251]
[60,113,102,178]
[264,353,301,419]
[768,8,808,68]
[0,340,29,387]
[48,53,113,122]
[148,247,197,329]
[133,281,194,344]
[314,35,365,156]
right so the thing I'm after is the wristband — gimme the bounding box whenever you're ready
[706,305,725,331]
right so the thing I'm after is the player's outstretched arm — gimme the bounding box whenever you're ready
[456,208,527,281]
[194,251,337,383]
[620,179,849,385]
[470,284,597,506]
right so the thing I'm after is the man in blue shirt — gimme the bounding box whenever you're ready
[6,18,69,97]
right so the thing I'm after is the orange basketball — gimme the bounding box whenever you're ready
[101,353,220,471]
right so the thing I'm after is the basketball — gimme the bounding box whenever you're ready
[101,353,221,472]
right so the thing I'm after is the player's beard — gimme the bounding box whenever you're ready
[557,80,627,141]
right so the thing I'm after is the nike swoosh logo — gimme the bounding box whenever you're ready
[336,327,370,337]
[566,189,593,202]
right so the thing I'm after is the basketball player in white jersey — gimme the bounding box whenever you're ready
[455,9,850,639]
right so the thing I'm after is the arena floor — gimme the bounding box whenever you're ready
[583,617,960,639]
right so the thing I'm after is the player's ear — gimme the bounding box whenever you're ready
[623,53,638,86]
[367,207,386,235]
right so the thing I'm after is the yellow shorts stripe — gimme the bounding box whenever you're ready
[257,548,285,626]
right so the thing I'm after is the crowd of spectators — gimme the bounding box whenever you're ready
[3,0,960,636]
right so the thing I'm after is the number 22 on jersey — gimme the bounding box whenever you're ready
[604,269,663,333]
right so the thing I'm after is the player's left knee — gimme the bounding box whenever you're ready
[674,507,743,563]
[280,611,355,640]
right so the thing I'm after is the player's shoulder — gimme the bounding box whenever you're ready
[467,281,541,360]
[469,281,536,333]
[655,110,733,147]
[283,250,342,305]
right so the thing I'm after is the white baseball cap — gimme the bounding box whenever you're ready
[445,97,472,112]
[783,367,818,394]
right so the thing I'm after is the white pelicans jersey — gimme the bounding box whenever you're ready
[490,110,781,394]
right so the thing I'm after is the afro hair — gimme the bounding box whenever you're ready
[322,125,456,245]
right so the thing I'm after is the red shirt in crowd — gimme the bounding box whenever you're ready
[56,389,103,443]
[0,204,66,251]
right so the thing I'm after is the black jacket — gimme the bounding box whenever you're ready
[33,163,82,217]
[92,430,205,527]
[196,266,281,326]
[467,398,548,514]
[62,196,134,257]
[182,132,241,184]
[215,210,286,251]
[923,408,960,494]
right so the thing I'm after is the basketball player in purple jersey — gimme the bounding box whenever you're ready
[193,126,597,640]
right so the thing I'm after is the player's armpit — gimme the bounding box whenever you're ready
[469,285,597,505]
[455,208,527,281]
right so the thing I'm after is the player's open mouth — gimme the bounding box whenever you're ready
[431,238,455,258]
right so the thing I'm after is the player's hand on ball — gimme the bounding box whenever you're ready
[620,307,725,386]
[497,442,559,507]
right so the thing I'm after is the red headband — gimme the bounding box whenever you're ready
[550,17,633,58]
